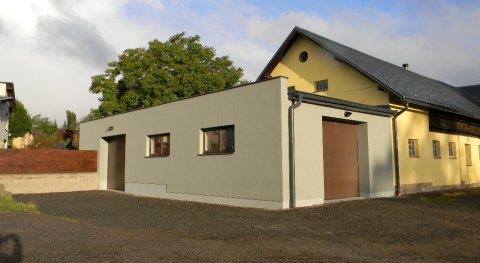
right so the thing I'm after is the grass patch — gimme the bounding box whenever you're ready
[413,188,480,207]
[0,196,38,213]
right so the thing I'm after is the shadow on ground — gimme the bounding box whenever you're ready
[0,234,23,263]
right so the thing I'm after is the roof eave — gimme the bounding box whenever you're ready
[407,98,480,120]
[288,87,395,117]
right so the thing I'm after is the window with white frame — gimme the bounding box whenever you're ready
[448,142,456,159]
[202,125,234,154]
[432,140,441,159]
[408,139,419,158]
[148,133,170,157]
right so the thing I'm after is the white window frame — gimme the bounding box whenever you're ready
[408,139,419,158]
[448,142,456,159]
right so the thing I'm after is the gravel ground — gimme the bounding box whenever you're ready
[0,189,478,262]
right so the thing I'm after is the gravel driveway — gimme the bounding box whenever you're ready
[1,189,479,262]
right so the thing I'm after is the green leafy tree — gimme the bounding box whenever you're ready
[88,32,244,118]
[30,114,59,149]
[9,100,32,138]
[31,114,58,136]
[65,110,77,131]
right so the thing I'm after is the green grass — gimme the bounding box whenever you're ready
[414,188,480,206]
[0,196,38,213]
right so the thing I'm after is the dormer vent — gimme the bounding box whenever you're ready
[402,63,409,70]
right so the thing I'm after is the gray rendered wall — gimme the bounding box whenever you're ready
[80,77,289,209]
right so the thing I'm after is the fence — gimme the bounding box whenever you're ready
[0,149,98,194]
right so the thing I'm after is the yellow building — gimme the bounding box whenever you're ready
[260,26,480,195]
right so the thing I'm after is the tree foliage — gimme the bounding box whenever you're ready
[31,114,58,136]
[65,110,77,131]
[88,32,244,118]
[9,100,32,138]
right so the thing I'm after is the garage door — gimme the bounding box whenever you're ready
[322,120,359,199]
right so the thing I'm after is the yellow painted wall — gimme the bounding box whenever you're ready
[458,136,480,185]
[395,104,480,187]
[269,36,389,106]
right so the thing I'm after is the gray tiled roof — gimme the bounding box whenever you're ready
[458,85,480,105]
[259,26,480,119]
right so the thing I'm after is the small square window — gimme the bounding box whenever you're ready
[315,79,328,92]
[432,140,441,159]
[148,133,170,157]
[408,139,419,158]
[202,125,234,154]
[448,142,456,159]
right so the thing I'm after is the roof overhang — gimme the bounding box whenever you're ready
[406,98,480,120]
[288,87,395,117]
[0,97,14,103]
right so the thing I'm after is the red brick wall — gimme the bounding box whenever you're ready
[0,149,97,174]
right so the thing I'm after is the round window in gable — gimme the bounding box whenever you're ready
[299,51,309,63]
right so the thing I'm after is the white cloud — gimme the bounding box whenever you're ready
[0,0,165,123]
[0,0,478,124]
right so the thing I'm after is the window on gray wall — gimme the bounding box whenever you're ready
[202,125,234,154]
[148,133,170,157]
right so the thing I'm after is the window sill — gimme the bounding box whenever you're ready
[198,152,235,156]
[145,155,169,158]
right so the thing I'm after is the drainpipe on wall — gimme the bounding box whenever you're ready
[393,98,409,196]
[288,87,303,209]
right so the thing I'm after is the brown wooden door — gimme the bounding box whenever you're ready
[107,135,126,191]
[323,120,359,199]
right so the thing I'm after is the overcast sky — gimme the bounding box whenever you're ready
[1,0,479,123]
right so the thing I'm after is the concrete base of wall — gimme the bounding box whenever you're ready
[360,191,394,198]
[400,182,480,195]
[0,173,99,194]
[126,182,288,209]
[124,183,397,209]
[296,198,325,207]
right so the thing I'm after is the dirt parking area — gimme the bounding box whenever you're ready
[1,189,479,262]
